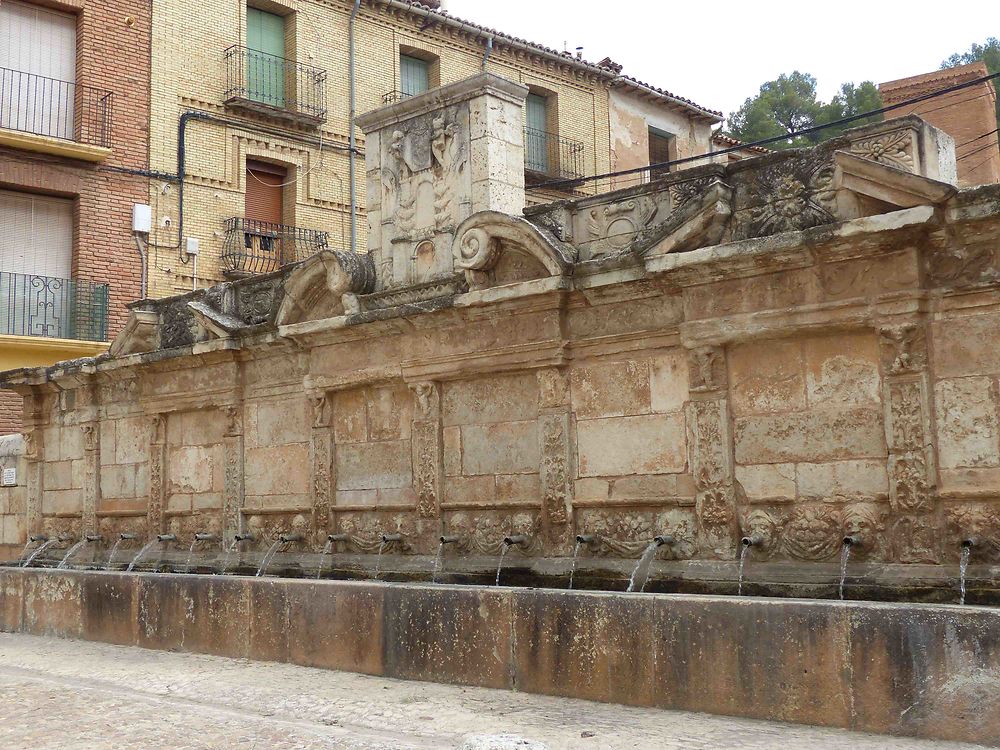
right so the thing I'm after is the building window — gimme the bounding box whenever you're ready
[525,93,550,174]
[244,159,286,260]
[400,54,430,98]
[246,7,286,108]
[0,189,81,338]
[0,0,77,141]
[648,127,676,180]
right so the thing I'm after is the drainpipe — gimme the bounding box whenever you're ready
[159,110,212,256]
[482,35,493,72]
[348,0,362,256]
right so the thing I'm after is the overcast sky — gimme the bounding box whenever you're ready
[446,0,989,121]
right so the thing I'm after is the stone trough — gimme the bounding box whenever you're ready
[1,567,998,745]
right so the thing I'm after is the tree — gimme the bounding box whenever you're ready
[941,37,1000,138]
[726,73,883,149]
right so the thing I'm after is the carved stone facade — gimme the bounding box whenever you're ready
[3,75,998,585]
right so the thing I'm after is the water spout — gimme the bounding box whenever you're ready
[315,538,334,580]
[381,533,403,543]
[279,533,303,543]
[503,534,528,547]
[57,536,100,570]
[838,536,862,601]
[194,532,216,542]
[737,535,759,596]
[29,533,49,542]
[432,535,461,583]
[959,538,977,605]
[627,535,672,593]
[126,539,160,573]
[255,539,284,577]
[569,534,600,590]
[106,533,135,569]
[328,533,350,542]
[21,538,58,568]
[156,534,176,543]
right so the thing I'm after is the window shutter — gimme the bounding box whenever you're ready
[245,162,285,225]
[400,55,430,97]
[648,127,675,179]
[0,189,73,278]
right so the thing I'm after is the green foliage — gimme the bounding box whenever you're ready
[726,72,883,150]
[942,37,1000,135]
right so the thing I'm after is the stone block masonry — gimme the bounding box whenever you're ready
[0,568,998,745]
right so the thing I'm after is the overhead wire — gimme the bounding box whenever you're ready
[534,70,1000,191]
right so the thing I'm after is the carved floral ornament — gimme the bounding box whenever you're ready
[848,129,914,172]
[741,503,887,561]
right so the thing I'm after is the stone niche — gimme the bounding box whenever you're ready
[5,71,1000,598]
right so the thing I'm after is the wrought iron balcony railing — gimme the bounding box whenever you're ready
[0,271,109,342]
[223,45,327,125]
[222,218,329,275]
[0,68,113,148]
[524,127,585,182]
[382,90,414,105]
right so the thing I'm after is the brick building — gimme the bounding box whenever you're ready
[142,0,721,299]
[0,0,151,433]
[880,62,1000,187]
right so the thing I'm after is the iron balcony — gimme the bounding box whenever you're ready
[0,271,109,342]
[523,126,585,183]
[223,45,328,126]
[222,217,329,276]
[0,67,113,148]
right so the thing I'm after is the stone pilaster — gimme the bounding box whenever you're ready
[309,393,334,543]
[23,426,41,537]
[408,382,442,520]
[879,323,938,563]
[222,405,245,543]
[684,346,738,557]
[81,423,99,537]
[147,414,166,538]
[537,368,572,540]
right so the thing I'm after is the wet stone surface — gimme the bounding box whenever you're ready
[0,633,987,750]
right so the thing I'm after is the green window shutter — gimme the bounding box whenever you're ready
[246,7,285,108]
[525,94,549,173]
[400,55,430,97]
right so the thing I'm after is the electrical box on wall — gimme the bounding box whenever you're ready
[132,204,152,233]
[185,237,200,256]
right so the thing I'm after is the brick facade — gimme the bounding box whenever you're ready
[880,62,1000,188]
[0,0,152,433]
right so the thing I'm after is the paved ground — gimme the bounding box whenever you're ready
[0,633,987,750]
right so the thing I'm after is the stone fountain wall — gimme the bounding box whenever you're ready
[3,73,1000,585]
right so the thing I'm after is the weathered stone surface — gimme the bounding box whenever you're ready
[734,408,886,464]
[461,421,539,475]
[3,570,999,745]
[935,377,1000,469]
[577,413,686,477]
[336,441,412,490]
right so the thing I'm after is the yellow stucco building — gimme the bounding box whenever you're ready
[143,0,722,298]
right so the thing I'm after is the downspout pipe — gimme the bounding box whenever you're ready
[482,35,493,72]
[348,0,362,256]
[166,110,212,254]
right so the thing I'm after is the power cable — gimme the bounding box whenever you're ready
[534,70,1000,191]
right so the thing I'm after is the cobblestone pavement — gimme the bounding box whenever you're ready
[0,633,987,750]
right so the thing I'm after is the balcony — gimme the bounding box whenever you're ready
[0,68,113,161]
[0,271,109,342]
[223,46,327,126]
[382,90,414,105]
[221,218,329,276]
[524,127,585,184]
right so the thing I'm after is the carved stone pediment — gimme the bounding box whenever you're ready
[453,211,575,291]
[108,309,160,357]
[834,150,957,212]
[638,179,733,257]
[275,249,376,326]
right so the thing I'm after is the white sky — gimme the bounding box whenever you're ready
[445,0,992,121]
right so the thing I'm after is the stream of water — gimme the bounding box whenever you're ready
[315,539,333,580]
[255,540,282,577]
[22,539,58,568]
[568,540,583,590]
[126,540,158,573]
[626,541,660,593]
[838,541,852,601]
[374,540,388,580]
[56,540,87,570]
[959,545,971,605]
[737,543,752,596]
[432,541,445,584]
[495,542,513,587]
